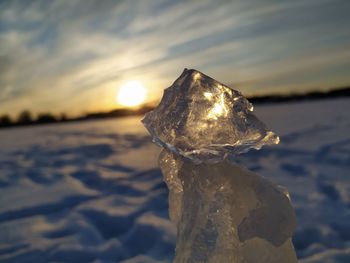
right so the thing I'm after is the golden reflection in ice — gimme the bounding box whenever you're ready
[274,133,280,144]
[204,92,213,100]
[207,93,228,120]
[276,136,280,144]
[193,72,201,81]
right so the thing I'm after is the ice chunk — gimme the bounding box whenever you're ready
[142,68,279,163]
[142,69,297,262]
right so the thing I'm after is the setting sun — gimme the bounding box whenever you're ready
[117,80,147,107]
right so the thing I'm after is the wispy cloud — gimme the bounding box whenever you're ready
[1,0,350,116]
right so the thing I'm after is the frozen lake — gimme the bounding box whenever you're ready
[0,98,349,262]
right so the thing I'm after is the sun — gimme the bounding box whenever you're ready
[117,80,147,107]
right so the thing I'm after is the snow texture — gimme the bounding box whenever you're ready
[0,98,349,262]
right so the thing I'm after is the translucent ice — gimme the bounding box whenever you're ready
[142,69,279,163]
[159,150,297,263]
[142,69,297,263]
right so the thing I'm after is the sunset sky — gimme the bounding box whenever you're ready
[1,0,350,117]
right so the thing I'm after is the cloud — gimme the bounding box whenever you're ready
[0,0,350,116]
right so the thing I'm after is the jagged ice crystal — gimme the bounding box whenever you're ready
[142,69,279,163]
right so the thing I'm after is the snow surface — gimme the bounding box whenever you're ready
[0,98,349,263]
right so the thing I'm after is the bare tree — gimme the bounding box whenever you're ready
[0,114,12,127]
[36,113,57,123]
[17,110,33,125]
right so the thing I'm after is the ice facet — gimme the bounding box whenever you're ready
[142,68,279,163]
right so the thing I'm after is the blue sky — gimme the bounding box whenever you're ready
[1,0,350,117]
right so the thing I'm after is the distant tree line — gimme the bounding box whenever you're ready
[249,86,350,104]
[1,86,349,129]
[0,110,68,128]
[0,106,153,129]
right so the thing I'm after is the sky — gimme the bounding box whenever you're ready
[1,0,350,118]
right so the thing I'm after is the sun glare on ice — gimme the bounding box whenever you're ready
[117,80,147,107]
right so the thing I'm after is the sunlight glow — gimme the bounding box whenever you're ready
[193,72,201,81]
[207,93,228,120]
[204,92,213,100]
[117,80,147,107]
